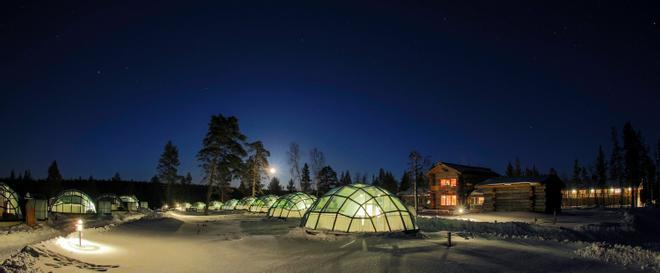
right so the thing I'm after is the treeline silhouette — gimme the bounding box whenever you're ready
[1,177,244,209]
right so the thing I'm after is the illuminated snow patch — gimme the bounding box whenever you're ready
[56,236,115,254]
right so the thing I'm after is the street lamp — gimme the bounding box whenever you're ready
[75,219,84,246]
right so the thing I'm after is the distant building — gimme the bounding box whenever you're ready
[562,180,642,208]
[426,162,499,213]
[473,176,564,213]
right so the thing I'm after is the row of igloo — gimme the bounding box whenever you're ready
[214,183,417,233]
[1,182,143,220]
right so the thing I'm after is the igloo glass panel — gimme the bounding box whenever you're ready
[324,196,346,213]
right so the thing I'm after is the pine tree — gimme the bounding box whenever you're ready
[268,177,282,195]
[197,115,246,208]
[609,127,624,206]
[9,169,15,181]
[317,166,338,195]
[524,167,533,177]
[514,157,522,177]
[112,172,121,182]
[47,161,63,182]
[506,162,514,177]
[399,171,411,192]
[150,175,161,183]
[594,146,608,205]
[572,159,582,186]
[286,179,296,192]
[531,165,540,176]
[408,151,423,213]
[548,168,558,176]
[640,142,655,205]
[581,166,591,186]
[309,148,326,196]
[23,170,32,181]
[300,163,312,193]
[372,168,386,187]
[340,170,352,185]
[287,142,302,189]
[183,172,193,185]
[245,141,270,197]
[157,141,181,206]
[381,171,398,193]
[655,140,660,206]
[622,122,641,207]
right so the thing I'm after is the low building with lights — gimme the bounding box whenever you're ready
[473,176,564,213]
[562,181,642,208]
[426,162,499,214]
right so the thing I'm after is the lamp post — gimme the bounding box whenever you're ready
[75,219,83,246]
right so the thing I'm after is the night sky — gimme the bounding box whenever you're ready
[1,1,659,185]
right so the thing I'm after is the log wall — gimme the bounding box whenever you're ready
[480,185,546,212]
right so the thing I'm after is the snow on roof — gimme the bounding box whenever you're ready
[478,176,552,186]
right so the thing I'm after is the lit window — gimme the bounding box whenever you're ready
[450,179,457,187]
[440,195,457,206]
[439,179,451,187]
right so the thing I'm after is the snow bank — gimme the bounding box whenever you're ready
[575,242,660,271]
[417,217,580,241]
[0,246,42,273]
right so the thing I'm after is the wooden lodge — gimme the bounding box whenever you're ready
[473,176,564,213]
[426,162,499,213]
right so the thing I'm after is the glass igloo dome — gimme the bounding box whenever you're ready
[235,197,256,210]
[223,199,239,210]
[50,189,97,214]
[209,201,223,211]
[0,183,22,220]
[268,192,317,219]
[248,195,278,213]
[193,202,206,212]
[301,184,416,233]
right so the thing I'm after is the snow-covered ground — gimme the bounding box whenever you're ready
[1,210,656,273]
[432,209,624,229]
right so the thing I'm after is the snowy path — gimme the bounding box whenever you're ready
[17,212,647,273]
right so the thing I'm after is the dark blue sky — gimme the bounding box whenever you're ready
[1,1,659,185]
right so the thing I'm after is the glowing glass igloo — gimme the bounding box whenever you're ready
[209,201,223,210]
[0,183,22,220]
[50,189,96,214]
[223,199,239,210]
[301,184,416,233]
[248,195,278,213]
[235,197,256,210]
[268,192,316,219]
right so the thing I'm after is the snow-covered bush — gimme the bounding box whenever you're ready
[575,242,660,271]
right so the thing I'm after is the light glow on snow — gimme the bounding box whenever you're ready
[56,236,115,255]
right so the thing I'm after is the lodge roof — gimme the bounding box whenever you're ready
[431,162,497,174]
[478,176,555,186]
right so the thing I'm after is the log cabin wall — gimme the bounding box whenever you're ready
[479,184,545,212]
[474,175,564,213]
